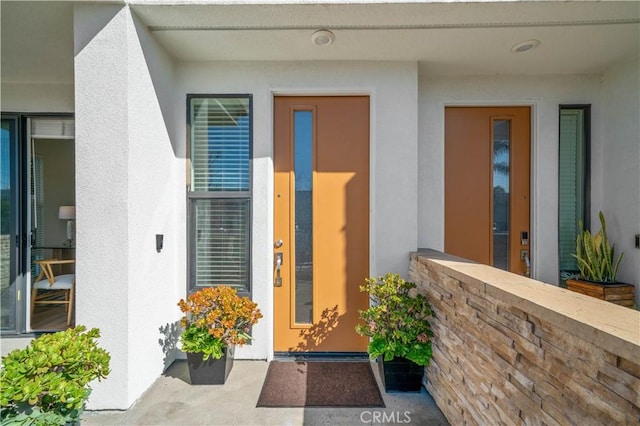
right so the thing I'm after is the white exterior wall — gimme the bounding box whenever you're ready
[74,5,130,409]
[176,61,419,360]
[600,57,640,307]
[126,11,183,404]
[74,5,183,409]
[0,84,74,113]
[418,74,602,285]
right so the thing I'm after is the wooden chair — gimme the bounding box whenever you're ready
[31,259,76,326]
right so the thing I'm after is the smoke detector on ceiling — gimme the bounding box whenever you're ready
[511,39,540,53]
[311,30,335,47]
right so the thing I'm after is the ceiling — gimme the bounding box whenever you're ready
[1,1,639,84]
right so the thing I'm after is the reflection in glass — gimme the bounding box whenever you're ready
[493,120,510,270]
[1,119,16,331]
[294,111,313,324]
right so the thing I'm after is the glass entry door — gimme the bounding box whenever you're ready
[0,115,75,335]
[1,117,19,332]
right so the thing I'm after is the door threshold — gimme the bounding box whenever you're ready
[273,352,369,362]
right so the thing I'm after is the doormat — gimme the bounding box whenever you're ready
[256,361,385,407]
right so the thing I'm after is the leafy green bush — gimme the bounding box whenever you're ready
[356,273,433,366]
[1,326,110,425]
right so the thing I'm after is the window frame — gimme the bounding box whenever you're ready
[0,112,75,336]
[557,104,591,285]
[186,94,253,298]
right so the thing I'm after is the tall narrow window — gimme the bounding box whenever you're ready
[558,106,590,285]
[294,110,313,324]
[492,119,510,271]
[188,95,252,294]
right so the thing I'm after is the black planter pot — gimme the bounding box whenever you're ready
[378,356,424,392]
[187,346,234,385]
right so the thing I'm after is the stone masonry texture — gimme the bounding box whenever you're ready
[409,250,640,425]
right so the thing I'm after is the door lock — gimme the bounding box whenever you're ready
[274,252,283,287]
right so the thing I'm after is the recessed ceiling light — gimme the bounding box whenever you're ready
[311,30,335,47]
[511,39,540,53]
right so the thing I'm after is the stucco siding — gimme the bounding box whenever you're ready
[600,57,640,307]
[418,74,603,285]
[126,10,183,407]
[0,83,74,113]
[175,61,419,361]
[74,5,184,410]
[74,4,131,409]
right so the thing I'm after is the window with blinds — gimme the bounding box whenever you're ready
[558,106,590,285]
[188,95,252,294]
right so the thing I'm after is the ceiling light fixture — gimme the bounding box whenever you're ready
[511,39,540,53]
[311,30,335,47]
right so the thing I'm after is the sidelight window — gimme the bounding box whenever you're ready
[558,106,590,286]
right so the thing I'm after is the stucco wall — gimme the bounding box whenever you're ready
[127,10,183,405]
[74,4,183,409]
[175,61,419,360]
[74,4,130,409]
[600,57,640,307]
[410,250,640,425]
[418,74,603,285]
[0,83,74,113]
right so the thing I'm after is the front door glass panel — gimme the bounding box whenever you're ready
[492,119,510,270]
[294,111,313,324]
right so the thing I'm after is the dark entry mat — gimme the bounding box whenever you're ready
[256,361,385,407]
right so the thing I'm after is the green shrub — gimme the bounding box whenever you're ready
[1,326,110,425]
[572,211,624,283]
[356,273,433,366]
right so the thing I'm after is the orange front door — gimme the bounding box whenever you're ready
[273,96,369,352]
[445,107,531,275]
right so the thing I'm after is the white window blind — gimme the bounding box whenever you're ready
[194,199,249,291]
[191,98,249,192]
[188,96,252,293]
[31,156,45,278]
[31,118,74,139]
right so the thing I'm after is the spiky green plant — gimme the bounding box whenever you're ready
[572,211,624,283]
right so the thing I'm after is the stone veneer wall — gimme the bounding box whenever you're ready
[409,250,640,425]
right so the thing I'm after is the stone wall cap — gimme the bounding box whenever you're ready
[411,249,640,360]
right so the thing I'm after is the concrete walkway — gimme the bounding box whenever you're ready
[83,360,449,426]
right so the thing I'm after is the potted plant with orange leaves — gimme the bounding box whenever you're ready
[178,286,262,384]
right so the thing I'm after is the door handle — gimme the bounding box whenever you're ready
[520,250,531,278]
[274,252,283,287]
